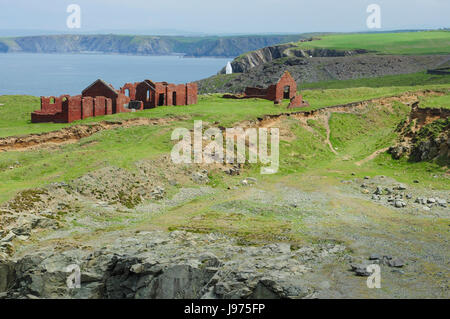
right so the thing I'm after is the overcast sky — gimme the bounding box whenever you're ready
[0,0,449,35]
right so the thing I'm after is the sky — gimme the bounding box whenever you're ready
[0,0,449,36]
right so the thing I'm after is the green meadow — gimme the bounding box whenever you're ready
[297,31,450,55]
[1,84,449,138]
[1,84,449,204]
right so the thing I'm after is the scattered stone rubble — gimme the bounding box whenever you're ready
[354,176,448,211]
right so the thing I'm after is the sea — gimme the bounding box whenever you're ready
[0,53,230,96]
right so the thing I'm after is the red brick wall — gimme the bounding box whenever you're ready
[32,79,198,123]
[31,112,65,123]
[288,94,308,108]
[154,83,167,107]
[66,96,82,123]
[39,96,69,113]
[186,82,198,105]
[173,84,185,106]
[245,87,269,98]
[120,83,138,100]
[274,71,297,102]
[115,93,131,113]
[106,98,113,115]
[94,96,106,116]
[166,84,177,106]
[81,97,94,119]
[136,82,156,109]
[242,71,297,104]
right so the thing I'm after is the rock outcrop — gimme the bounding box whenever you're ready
[0,230,346,299]
[199,55,450,94]
[219,42,368,74]
[389,102,450,164]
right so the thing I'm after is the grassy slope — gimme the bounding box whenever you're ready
[419,94,450,109]
[300,72,450,90]
[297,31,450,55]
[1,84,449,204]
[1,84,449,138]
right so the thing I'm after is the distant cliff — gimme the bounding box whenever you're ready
[0,34,311,57]
[219,40,368,73]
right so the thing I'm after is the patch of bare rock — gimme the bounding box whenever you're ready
[0,230,347,299]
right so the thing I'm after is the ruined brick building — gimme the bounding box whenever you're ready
[223,71,308,108]
[32,79,198,123]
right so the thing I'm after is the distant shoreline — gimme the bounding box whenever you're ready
[0,51,232,59]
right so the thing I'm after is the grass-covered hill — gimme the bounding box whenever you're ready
[1,83,449,203]
[1,72,449,298]
[198,31,450,93]
[293,31,450,55]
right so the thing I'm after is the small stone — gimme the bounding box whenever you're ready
[364,176,370,180]
[394,200,406,208]
[436,199,447,207]
[374,186,383,195]
[388,258,405,268]
[394,184,407,190]
[350,263,371,276]
[369,254,381,260]
[413,180,419,183]
[427,198,436,204]
[415,197,426,205]
[11,225,31,236]
[130,263,144,274]
[1,232,15,242]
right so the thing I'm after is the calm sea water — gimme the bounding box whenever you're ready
[0,53,229,96]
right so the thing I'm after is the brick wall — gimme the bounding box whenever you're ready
[186,82,198,105]
[94,96,107,117]
[274,71,297,102]
[66,96,82,123]
[32,78,198,123]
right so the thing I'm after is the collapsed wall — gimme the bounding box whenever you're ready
[31,79,198,124]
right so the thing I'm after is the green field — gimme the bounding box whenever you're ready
[2,84,450,138]
[301,71,450,90]
[419,93,450,109]
[297,31,450,55]
[1,83,449,204]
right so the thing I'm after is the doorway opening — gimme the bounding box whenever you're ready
[283,86,290,99]
[172,92,177,105]
[158,94,165,106]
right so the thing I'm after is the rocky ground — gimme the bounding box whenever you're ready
[0,160,448,298]
[0,95,448,299]
[198,54,450,94]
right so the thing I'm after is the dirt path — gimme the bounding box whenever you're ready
[325,113,338,155]
[355,147,390,166]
